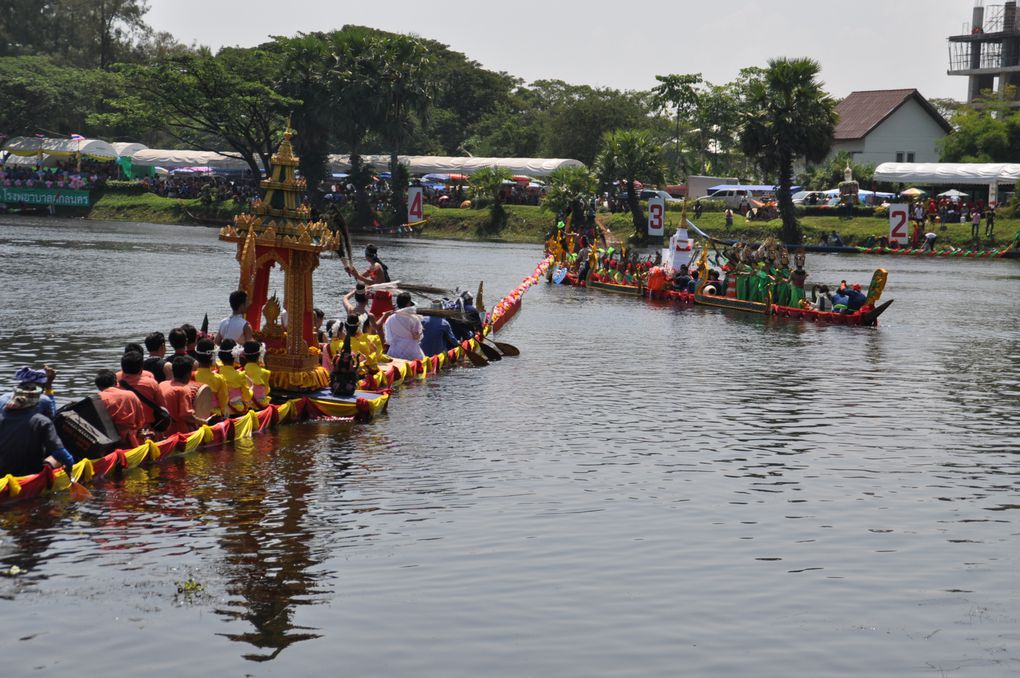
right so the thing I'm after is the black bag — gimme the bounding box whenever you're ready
[119,379,172,433]
[55,396,121,459]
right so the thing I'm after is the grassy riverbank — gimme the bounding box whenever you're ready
[81,191,1019,249]
[87,190,241,224]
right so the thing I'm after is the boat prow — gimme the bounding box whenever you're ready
[860,299,893,325]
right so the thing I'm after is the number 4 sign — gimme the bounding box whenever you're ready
[889,204,909,245]
[407,186,424,222]
[647,196,665,237]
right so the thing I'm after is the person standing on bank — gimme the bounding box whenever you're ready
[216,290,255,345]
[345,245,394,321]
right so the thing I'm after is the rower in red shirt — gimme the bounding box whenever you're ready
[95,369,146,448]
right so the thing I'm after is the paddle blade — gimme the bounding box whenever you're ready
[69,480,93,501]
[463,347,488,367]
[200,314,209,335]
[478,342,501,361]
[489,340,520,357]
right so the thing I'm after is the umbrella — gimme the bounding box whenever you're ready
[422,173,450,182]
[938,188,968,198]
[900,187,927,198]
[448,173,468,182]
[512,175,531,183]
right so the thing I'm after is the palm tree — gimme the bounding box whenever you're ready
[595,129,665,242]
[740,57,837,244]
[468,166,513,234]
[327,29,385,227]
[542,165,597,228]
[377,35,434,225]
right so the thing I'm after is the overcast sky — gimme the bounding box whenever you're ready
[148,0,975,101]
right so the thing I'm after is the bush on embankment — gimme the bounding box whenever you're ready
[87,189,243,224]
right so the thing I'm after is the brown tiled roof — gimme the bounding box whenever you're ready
[834,89,952,140]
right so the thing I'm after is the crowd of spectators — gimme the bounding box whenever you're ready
[0,157,116,190]
[146,174,261,206]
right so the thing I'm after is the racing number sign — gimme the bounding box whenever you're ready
[407,187,424,222]
[888,204,909,245]
[647,196,665,237]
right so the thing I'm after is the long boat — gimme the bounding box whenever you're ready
[0,258,551,506]
[553,253,891,326]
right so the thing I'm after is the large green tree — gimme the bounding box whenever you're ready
[740,58,837,244]
[114,48,296,177]
[0,56,115,138]
[652,73,703,180]
[538,81,653,166]
[595,129,666,241]
[939,89,1020,162]
[0,0,152,69]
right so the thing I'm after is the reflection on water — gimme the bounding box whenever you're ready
[1,216,1019,675]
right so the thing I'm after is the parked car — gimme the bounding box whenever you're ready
[792,190,830,206]
[639,189,684,205]
[696,188,759,211]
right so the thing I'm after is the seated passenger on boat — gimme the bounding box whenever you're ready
[242,341,272,408]
[381,292,425,361]
[830,287,850,312]
[157,356,205,436]
[194,338,228,417]
[420,300,458,356]
[448,292,483,341]
[342,283,374,331]
[216,290,255,345]
[116,350,166,430]
[0,367,56,418]
[168,327,190,362]
[843,283,867,312]
[217,339,253,415]
[0,381,74,479]
[95,369,146,448]
[143,332,173,383]
[812,285,833,311]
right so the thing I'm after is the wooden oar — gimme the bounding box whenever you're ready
[463,345,488,367]
[477,341,502,361]
[68,465,92,501]
[484,336,520,356]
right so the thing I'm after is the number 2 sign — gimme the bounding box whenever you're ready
[889,204,909,245]
[647,196,665,237]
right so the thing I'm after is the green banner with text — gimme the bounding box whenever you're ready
[0,186,91,207]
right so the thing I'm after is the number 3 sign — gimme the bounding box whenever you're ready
[647,196,665,237]
[889,204,909,245]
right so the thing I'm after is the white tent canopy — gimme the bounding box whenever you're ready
[110,142,148,158]
[129,148,255,170]
[327,154,585,178]
[1,154,59,167]
[874,162,1020,185]
[2,136,119,160]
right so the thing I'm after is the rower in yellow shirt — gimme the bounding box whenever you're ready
[194,338,228,418]
[242,341,272,408]
[217,339,253,415]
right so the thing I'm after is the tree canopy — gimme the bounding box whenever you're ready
[740,58,837,244]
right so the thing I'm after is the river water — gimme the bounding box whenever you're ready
[0,217,1017,676]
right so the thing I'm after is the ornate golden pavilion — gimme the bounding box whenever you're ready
[219,124,338,390]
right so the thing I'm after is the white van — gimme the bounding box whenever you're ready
[697,188,758,210]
